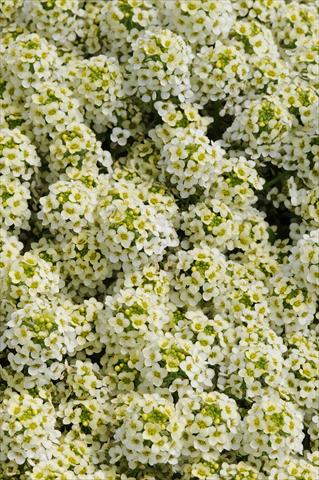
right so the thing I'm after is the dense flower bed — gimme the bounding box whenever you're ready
[0,1,318,479]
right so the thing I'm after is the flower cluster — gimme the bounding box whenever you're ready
[126,28,194,103]
[1,33,60,93]
[160,1,235,49]
[218,324,286,400]
[0,175,31,232]
[192,41,250,104]
[111,392,184,467]
[48,122,111,178]
[64,54,124,132]
[0,1,318,479]
[159,128,226,199]
[242,394,304,459]
[0,128,40,180]
[0,388,60,466]
[179,390,241,458]
[99,0,160,60]
[26,81,83,152]
[267,455,319,480]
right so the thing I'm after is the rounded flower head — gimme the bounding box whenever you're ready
[0,96,32,139]
[100,287,170,354]
[27,81,83,152]
[2,33,60,93]
[140,331,214,392]
[0,0,23,28]
[218,323,286,400]
[39,176,98,234]
[1,298,76,384]
[273,1,319,49]
[230,20,279,58]
[49,122,112,178]
[160,0,235,49]
[6,251,61,304]
[0,388,60,466]
[55,228,116,292]
[279,80,318,135]
[65,360,108,401]
[111,392,185,467]
[288,36,319,88]
[267,454,318,480]
[281,332,319,413]
[181,199,239,252]
[248,55,290,97]
[24,0,86,52]
[112,263,172,298]
[233,0,282,24]
[169,247,228,307]
[225,96,292,159]
[159,128,226,199]
[182,457,263,480]
[0,229,23,278]
[100,0,160,59]
[288,230,319,294]
[209,155,264,209]
[192,41,250,105]
[218,461,263,480]
[212,260,269,327]
[268,272,317,333]
[0,128,41,180]
[0,177,31,233]
[64,55,124,133]
[97,168,179,265]
[179,390,241,459]
[58,397,109,441]
[127,28,194,103]
[242,394,304,459]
